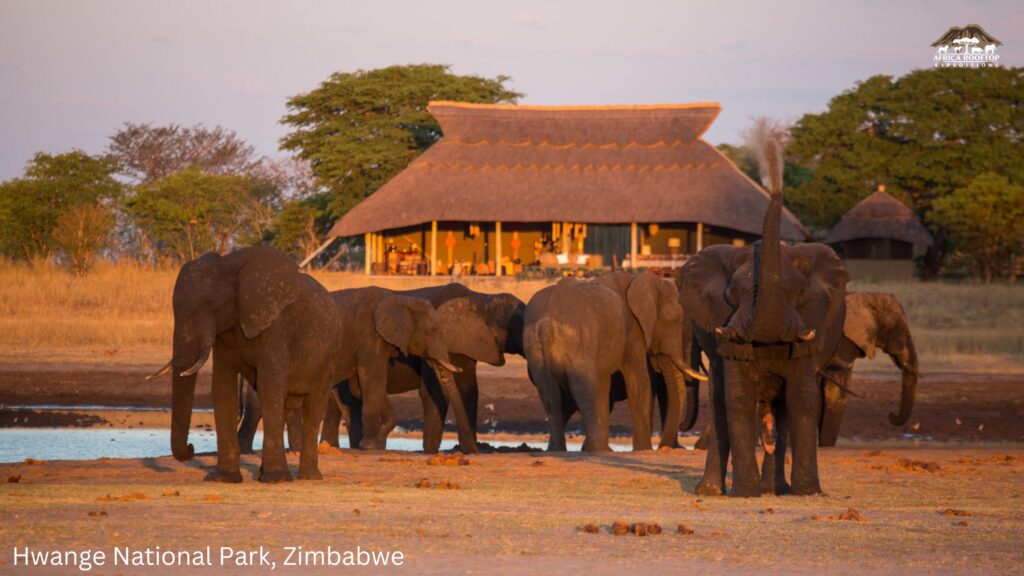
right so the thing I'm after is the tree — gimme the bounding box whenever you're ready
[108,123,259,184]
[126,167,268,262]
[929,172,1024,283]
[280,64,521,219]
[0,151,121,260]
[270,196,330,260]
[51,204,116,275]
[787,67,1024,274]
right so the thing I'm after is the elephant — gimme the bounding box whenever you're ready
[146,246,345,483]
[322,283,525,454]
[819,291,919,446]
[677,127,849,497]
[523,271,701,452]
[236,286,463,452]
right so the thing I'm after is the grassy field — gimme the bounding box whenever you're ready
[0,261,1021,366]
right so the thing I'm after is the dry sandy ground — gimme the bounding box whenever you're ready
[1,447,1023,575]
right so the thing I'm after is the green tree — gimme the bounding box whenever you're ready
[0,151,122,260]
[270,196,330,259]
[787,67,1024,274]
[51,204,116,275]
[126,167,268,262]
[280,64,521,219]
[929,172,1024,283]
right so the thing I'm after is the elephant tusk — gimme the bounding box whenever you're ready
[817,370,859,397]
[797,329,816,342]
[179,349,211,377]
[684,367,708,382]
[145,359,173,381]
[430,357,462,374]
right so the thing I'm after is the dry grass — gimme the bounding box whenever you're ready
[0,260,1020,365]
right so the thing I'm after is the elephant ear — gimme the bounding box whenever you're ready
[236,246,307,339]
[626,272,662,348]
[374,295,417,357]
[437,297,504,366]
[843,292,878,359]
[676,245,742,333]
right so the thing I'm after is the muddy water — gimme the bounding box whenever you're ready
[0,428,634,462]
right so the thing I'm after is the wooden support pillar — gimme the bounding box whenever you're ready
[495,221,502,277]
[630,222,638,269]
[365,233,373,274]
[696,222,704,252]
[430,221,438,276]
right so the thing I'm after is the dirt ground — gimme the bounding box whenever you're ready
[1,356,1023,573]
[1,446,1022,574]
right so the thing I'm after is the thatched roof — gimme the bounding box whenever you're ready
[824,191,934,246]
[329,102,808,240]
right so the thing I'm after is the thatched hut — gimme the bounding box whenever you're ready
[327,101,808,275]
[823,187,934,281]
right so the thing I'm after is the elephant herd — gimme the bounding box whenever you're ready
[149,135,919,497]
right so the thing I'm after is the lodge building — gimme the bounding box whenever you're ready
[327,101,809,276]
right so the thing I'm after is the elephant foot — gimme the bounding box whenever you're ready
[694,480,725,497]
[790,482,823,496]
[358,438,386,451]
[258,467,294,483]
[204,468,243,483]
[761,480,792,496]
[729,482,763,498]
[455,442,480,455]
[238,444,255,455]
[632,441,654,452]
[581,438,611,452]
[297,468,324,481]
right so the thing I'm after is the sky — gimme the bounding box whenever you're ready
[1,0,1021,180]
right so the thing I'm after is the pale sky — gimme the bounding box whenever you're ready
[1,0,1021,179]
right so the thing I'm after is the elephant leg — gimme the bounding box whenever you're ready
[255,361,292,483]
[335,380,363,449]
[320,386,343,448]
[724,361,760,497]
[236,377,260,455]
[572,369,610,452]
[695,361,728,496]
[379,398,397,444]
[623,365,654,451]
[419,378,448,454]
[787,364,823,495]
[285,399,303,453]
[760,395,791,495]
[819,374,850,447]
[208,355,242,483]
[357,364,389,451]
[457,366,480,438]
[297,390,328,480]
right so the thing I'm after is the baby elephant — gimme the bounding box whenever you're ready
[524,272,700,452]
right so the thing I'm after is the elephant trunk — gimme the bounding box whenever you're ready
[657,357,686,449]
[749,138,785,343]
[170,321,213,462]
[889,342,919,426]
[427,358,477,453]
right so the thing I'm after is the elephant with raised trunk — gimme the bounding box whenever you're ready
[819,291,919,446]
[678,121,848,497]
[237,286,463,452]
[322,283,525,454]
[147,246,344,483]
[524,271,703,452]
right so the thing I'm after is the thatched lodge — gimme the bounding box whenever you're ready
[327,101,808,276]
[824,186,934,281]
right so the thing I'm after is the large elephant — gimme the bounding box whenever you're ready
[524,271,699,452]
[236,286,462,452]
[819,291,919,446]
[678,127,849,496]
[323,283,525,454]
[147,246,344,483]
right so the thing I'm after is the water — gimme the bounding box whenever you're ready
[0,428,629,463]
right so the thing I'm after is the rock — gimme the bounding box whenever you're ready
[954,520,969,527]
[942,509,971,517]
[415,479,432,489]
[203,494,224,502]
[611,520,630,536]
[582,524,600,534]
[677,525,694,535]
